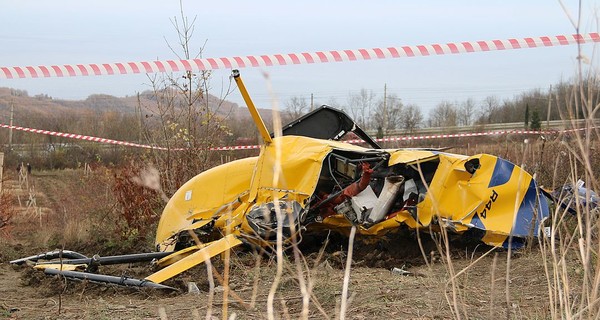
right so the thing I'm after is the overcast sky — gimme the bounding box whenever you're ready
[1,0,600,116]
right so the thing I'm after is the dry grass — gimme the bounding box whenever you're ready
[0,132,598,320]
[3,77,600,320]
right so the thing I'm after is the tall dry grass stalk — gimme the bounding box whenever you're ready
[489,253,498,319]
[339,225,356,320]
[145,6,600,318]
[536,4,600,317]
[416,65,600,318]
[263,71,319,320]
[412,160,467,319]
[504,139,529,319]
[263,71,301,320]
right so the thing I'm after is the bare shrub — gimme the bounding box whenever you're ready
[138,8,236,196]
[112,159,163,245]
[0,191,15,238]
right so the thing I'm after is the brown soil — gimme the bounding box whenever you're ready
[0,247,557,319]
[0,170,574,319]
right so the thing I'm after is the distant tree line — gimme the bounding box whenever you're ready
[1,77,597,172]
[281,78,600,134]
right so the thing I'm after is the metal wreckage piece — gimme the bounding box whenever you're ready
[552,179,599,213]
[13,70,576,288]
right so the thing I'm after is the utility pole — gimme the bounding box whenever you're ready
[310,93,314,111]
[137,93,143,143]
[8,100,14,149]
[383,84,387,133]
[0,152,3,193]
[546,85,552,130]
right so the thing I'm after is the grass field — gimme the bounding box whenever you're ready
[0,136,598,319]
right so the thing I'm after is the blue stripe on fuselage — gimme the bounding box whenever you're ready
[510,179,550,238]
[488,158,515,188]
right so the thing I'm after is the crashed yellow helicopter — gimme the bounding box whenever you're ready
[11,70,550,290]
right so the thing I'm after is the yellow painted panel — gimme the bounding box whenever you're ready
[481,233,508,247]
[318,212,409,237]
[388,149,438,165]
[156,244,205,268]
[146,234,242,284]
[155,157,257,248]
[249,136,339,203]
[362,214,410,236]
[417,154,532,238]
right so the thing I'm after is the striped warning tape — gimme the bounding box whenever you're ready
[1,123,593,152]
[0,123,169,150]
[1,33,598,79]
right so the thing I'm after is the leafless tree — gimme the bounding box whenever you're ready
[372,94,403,131]
[478,95,500,124]
[282,96,309,123]
[402,104,423,133]
[428,101,458,127]
[458,98,476,126]
[140,4,235,194]
[346,89,377,129]
[325,97,344,111]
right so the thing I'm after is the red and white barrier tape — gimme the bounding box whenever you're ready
[0,123,169,150]
[1,123,594,152]
[1,33,598,79]
[354,129,566,143]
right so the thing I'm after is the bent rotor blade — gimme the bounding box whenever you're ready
[44,268,176,290]
[145,234,242,284]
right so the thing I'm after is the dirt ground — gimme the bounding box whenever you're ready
[0,170,575,319]
[0,248,557,319]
